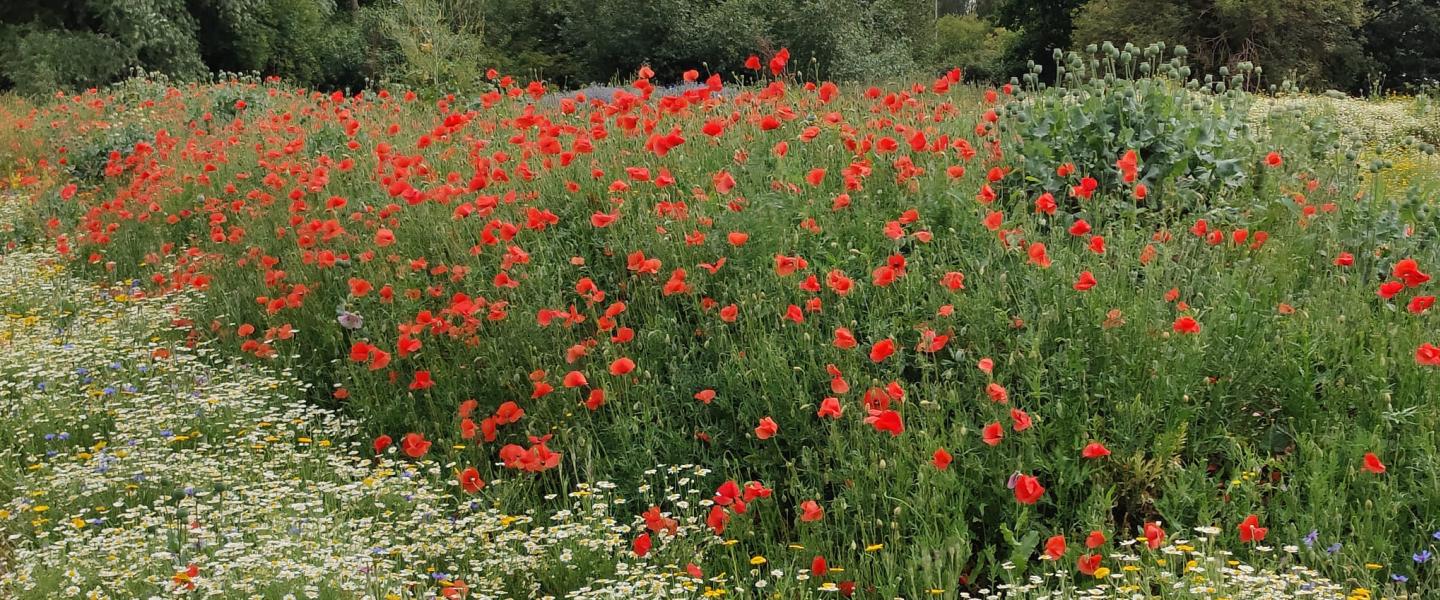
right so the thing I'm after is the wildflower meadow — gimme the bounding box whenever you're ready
[1,43,1439,599]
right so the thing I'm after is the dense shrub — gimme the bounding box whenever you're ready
[0,28,134,95]
[929,14,1018,83]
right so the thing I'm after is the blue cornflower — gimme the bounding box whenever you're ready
[1303,529,1318,547]
[1415,550,1433,564]
[1390,574,1408,583]
[1326,542,1342,554]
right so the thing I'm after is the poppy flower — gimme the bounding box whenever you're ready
[1143,521,1165,549]
[1074,271,1097,291]
[932,448,952,470]
[1082,442,1111,459]
[833,327,858,349]
[811,555,828,576]
[373,434,392,454]
[985,382,1008,403]
[633,532,652,557]
[817,397,843,419]
[977,358,994,374]
[755,417,778,440]
[609,357,636,376]
[799,500,824,522]
[408,370,435,391]
[1077,553,1102,575]
[1363,452,1386,474]
[1238,514,1267,543]
[1334,252,1354,266]
[458,467,485,493]
[1172,316,1201,334]
[982,422,1004,446]
[1013,474,1045,504]
[1044,534,1067,560]
[1085,531,1106,549]
[1418,343,1440,366]
[1027,242,1051,268]
[869,338,896,362]
[401,432,431,459]
[1265,151,1283,167]
[1010,408,1032,431]
[1394,258,1431,287]
[1089,235,1106,254]
[864,409,904,436]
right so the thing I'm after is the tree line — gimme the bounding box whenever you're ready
[1,0,1435,96]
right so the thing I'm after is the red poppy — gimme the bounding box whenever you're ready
[1014,474,1045,504]
[1085,530,1106,549]
[1074,271,1097,291]
[1172,316,1201,334]
[1394,258,1431,287]
[755,417,778,440]
[817,397,843,419]
[1010,408,1032,432]
[562,371,589,388]
[1143,521,1165,549]
[932,448,953,470]
[1363,452,1386,474]
[869,338,896,362]
[864,408,904,435]
[609,357,636,376]
[811,555,828,576]
[373,434,392,454]
[401,432,431,459]
[799,500,824,522]
[408,370,435,391]
[982,422,1004,446]
[1044,534,1067,560]
[458,467,485,493]
[986,382,1008,403]
[1082,442,1111,459]
[1027,242,1051,268]
[1418,343,1440,366]
[1035,192,1057,214]
[1237,514,1267,543]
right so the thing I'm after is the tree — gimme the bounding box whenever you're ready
[1070,0,1367,90]
[993,0,1088,71]
[1363,0,1440,92]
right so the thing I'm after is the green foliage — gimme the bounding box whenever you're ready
[1070,0,1368,90]
[994,0,1088,76]
[929,14,1018,82]
[0,27,134,95]
[1362,0,1440,93]
[192,0,340,86]
[1004,42,1291,221]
